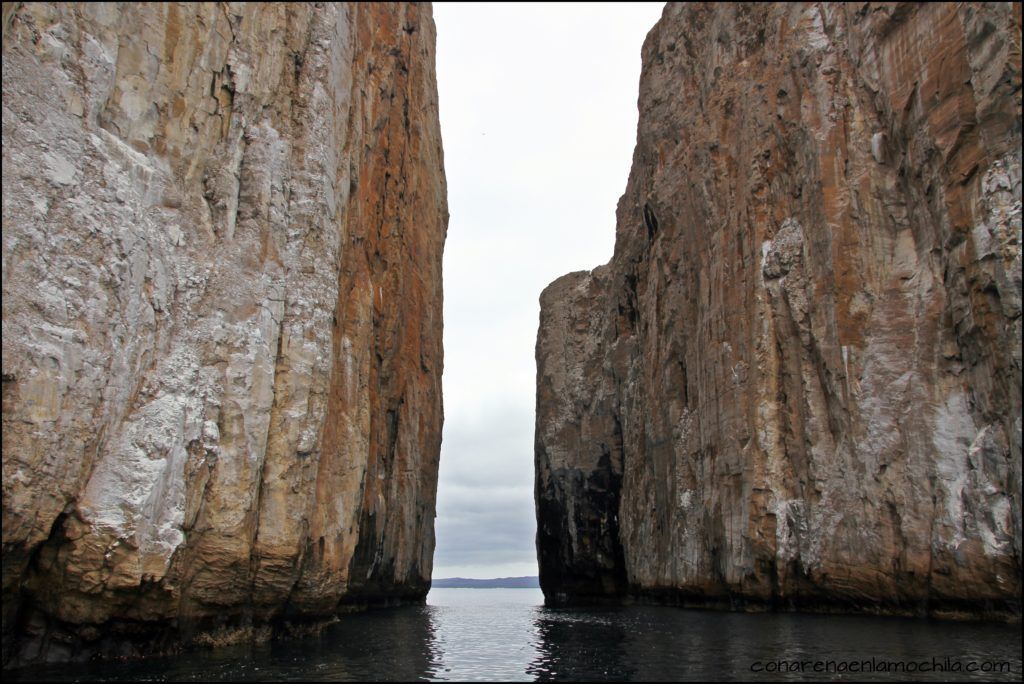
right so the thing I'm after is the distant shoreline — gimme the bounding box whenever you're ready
[431,576,540,589]
[432,586,538,589]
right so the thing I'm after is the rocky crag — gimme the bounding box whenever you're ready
[2,1,446,664]
[536,2,1021,619]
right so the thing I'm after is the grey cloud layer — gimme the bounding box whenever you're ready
[432,2,666,579]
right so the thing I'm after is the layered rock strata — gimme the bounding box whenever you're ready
[536,1,1022,619]
[2,1,446,664]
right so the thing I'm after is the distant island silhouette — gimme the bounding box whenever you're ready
[432,576,540,588]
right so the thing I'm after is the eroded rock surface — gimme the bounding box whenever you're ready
[2,1,446,663]
[536,2,1021,619]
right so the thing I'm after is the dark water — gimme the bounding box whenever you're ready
[6,589,1021,681]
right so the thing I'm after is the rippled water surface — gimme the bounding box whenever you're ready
[7,589,1021,681]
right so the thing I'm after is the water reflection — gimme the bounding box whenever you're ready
[5,589,1021,682]
[426,589,541,681]
[5,605,444,682]
[526,603,1023,682]
[527,607,636,681]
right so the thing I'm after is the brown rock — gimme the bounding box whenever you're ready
[536,2,1021,619]
[1,1,446,664]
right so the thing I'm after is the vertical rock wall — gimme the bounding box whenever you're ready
[536,2,1021,618]
[2,1,446,663]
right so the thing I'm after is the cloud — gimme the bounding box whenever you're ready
[431,2,666,579]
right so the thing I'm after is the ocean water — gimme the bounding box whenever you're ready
[6,588,1021,681]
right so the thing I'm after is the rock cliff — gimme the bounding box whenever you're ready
[2,1,446,664]
[536,2,1021,619]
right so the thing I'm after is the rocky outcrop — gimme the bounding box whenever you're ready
[2,1,446,664]
[536,2,1021,619]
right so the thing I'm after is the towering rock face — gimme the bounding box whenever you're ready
[536,2,1021,618]
[2,1,446,663]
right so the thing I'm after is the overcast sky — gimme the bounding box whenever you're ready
[431,2,666,579]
